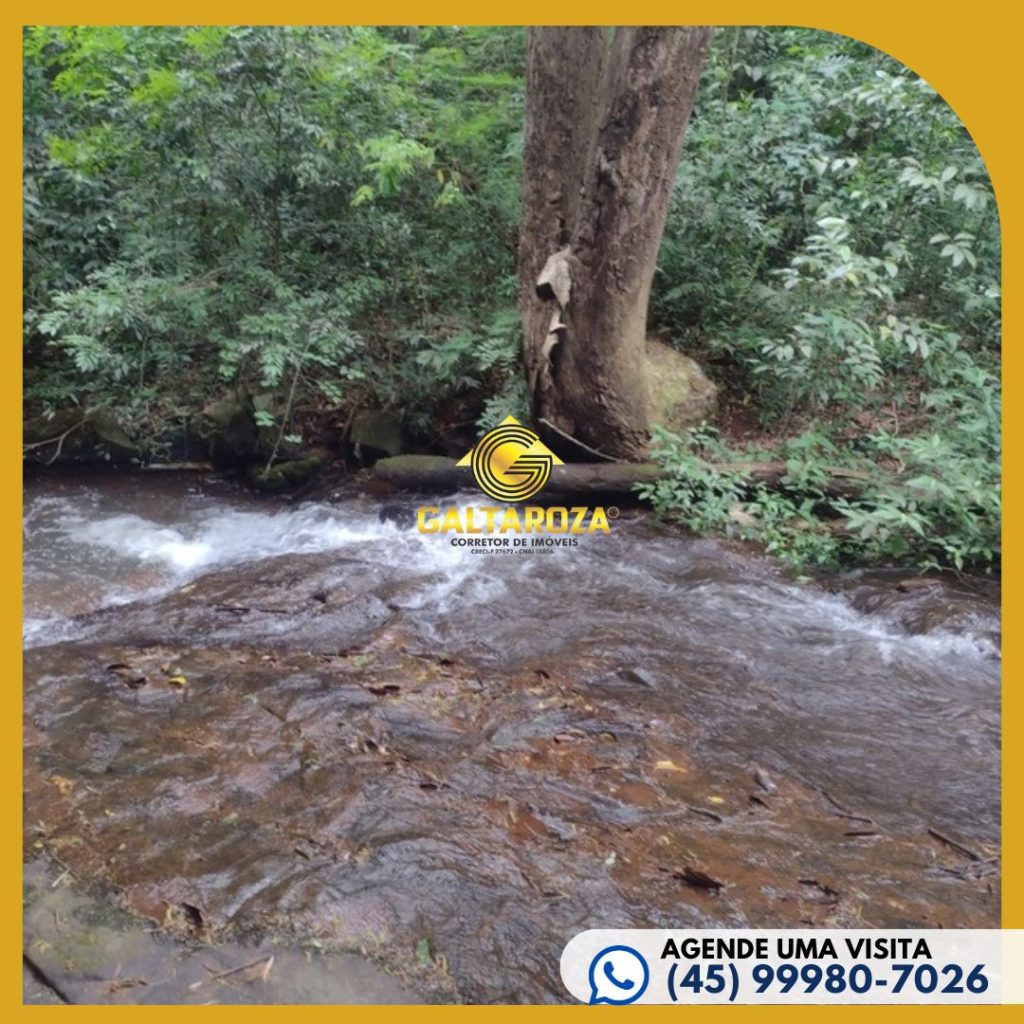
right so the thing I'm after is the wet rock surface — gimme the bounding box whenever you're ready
[828,569,1001,652]
[25,565,999,1002]
[23,860,420,1004]
[23,473,1001,1003]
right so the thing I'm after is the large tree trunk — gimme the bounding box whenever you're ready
[520,26,712,461]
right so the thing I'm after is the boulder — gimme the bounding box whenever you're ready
[193,394,258,467]
[350,410,405,458]
[645,339,717,435]
[247,449,331,493]
[24,407,137,464]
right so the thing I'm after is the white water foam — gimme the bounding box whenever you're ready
[24,492,998,665]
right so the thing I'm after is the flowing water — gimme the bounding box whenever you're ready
[23,469,1002,1002]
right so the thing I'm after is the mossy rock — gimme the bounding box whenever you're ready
[194,394,258,467]
[24,407,137,464]
[351,410,405,457]
[645,339,718,435]
[247,450,331,492]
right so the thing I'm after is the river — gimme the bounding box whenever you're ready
[23,469,1001,1002]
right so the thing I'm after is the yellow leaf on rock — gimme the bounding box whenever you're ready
[49,775,74,795]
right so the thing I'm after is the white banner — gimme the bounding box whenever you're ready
[560,930,1024,1004]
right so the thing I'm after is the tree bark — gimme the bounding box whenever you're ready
[520,26,712,461]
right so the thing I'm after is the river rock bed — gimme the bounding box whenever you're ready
[25,553,999,1002]
[23,475,1000,1003]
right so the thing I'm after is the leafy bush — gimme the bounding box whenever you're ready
[23,25,524,446]
[641,412,999,573]
[643,27,999,572]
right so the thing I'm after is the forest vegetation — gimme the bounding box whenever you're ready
[22,26,1001,571]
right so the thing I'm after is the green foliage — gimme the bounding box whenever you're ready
[384,304,526,434]
[24,25,524,445]
[23,25,999,570]
[654,27,998,406]
[414,307,520,390]
[642,405,999,573]
[644,27,999,572]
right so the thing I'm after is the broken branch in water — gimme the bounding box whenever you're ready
[141,462,213,472]
[798,777,854,816]
[190,954,274,991]
[927,827,983,862]
[673,865,724,891]
[686,804,724,823]
[22,417,89,465]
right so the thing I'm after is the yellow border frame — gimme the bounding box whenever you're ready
[7,3,1017,1015]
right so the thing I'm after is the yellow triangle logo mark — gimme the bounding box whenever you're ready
[456,416,564,466]
[457,416,563,501]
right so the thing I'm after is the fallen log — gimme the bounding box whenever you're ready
[142,461,214,472]
[715,460,872,499]
[372,455,871,503]
[373,455,659,501]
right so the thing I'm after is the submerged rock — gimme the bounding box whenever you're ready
[21,475,1001,1003]
[23,548,1000,1003]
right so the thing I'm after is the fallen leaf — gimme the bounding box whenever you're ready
[260,955,274,982]
[752,765,778,793]
[49,775,74,796]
